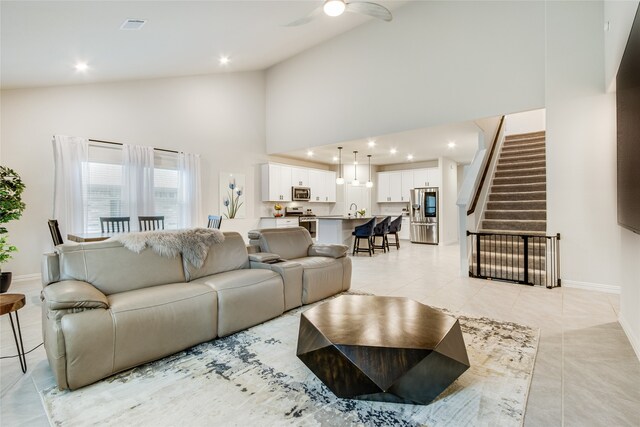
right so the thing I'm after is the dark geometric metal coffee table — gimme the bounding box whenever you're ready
[296,295,470,405]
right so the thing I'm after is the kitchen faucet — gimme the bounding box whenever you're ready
[349,203,358,216]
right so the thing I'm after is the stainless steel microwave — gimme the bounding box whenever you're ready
[292,187,311,201]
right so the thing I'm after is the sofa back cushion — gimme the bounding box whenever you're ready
[184,232,250,281]
[56,240,186,295]
[258,227,313,260]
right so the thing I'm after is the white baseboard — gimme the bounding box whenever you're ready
[562,279,620,294]
[11,273,41,283]
[619,313,640,361]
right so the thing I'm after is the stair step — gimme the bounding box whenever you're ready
[491,182,546,193]
[504,131,546,141]
[500,147,546,159]
[503,135,546,145]
[487,200,546,210]
[489,191,546,201]
[469,263,548,286]
[481,219,547,232]
[502,140,545,151]
[496,159,546,170]
[471,239,549,256]
[495,167,546,178]
[493,175,546,185]
[498,153,546,164]
[485,210,547,220]
[471,253,547,270]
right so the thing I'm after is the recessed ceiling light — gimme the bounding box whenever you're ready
[407,154,414,160]
[448,142,456,149]
[367,140,376,147]
[332,156,338,161]
[307,150,314,156]
[390,148,397,154]
[219,56,230,65]
[74,62,89,72]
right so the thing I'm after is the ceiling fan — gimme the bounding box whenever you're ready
[284,0,393,26]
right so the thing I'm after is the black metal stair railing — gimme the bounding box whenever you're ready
[466,231,561,288]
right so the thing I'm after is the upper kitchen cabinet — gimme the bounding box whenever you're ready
[309,170,337,202]
[401,170,414,203]
[377,171,402,202]
[413,167,440,188]
[291,167,309,187]
[261,163,292,202]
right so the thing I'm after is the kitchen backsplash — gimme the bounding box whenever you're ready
[260,202,341,217]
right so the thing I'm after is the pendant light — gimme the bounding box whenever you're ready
[366,154,373,188]
[336,147,345,185]
[352,151,360,186]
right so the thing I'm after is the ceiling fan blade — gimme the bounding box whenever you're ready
[346,1,393,22]
[283,6,324,27]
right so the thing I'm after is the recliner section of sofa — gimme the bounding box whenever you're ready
[247,227,352,304]
[41,230,340,390]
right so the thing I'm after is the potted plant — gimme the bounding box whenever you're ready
[0,166,26,293]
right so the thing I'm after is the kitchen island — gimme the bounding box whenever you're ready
[316,216,375,247]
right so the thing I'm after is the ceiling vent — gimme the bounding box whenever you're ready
[120,19,147,30]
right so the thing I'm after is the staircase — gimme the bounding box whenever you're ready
[481,131,547,234]
[468,131,559,287]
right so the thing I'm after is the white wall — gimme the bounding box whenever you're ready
[545,1,640,359]
[266,1,545,154]
[439,157,458,245]
[1,71,267,276]
[504,109,546,135]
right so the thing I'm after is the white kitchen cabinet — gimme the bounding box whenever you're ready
[291,167,309,187]
[261,164,292,202]
[324,171,337,202]
[398,216,411,240]
[401,170,414,202]
[377,172,391,202]
[259,217,299,228]
[308,170,324,202]
[413,167,440,188]
[377,171,402,202]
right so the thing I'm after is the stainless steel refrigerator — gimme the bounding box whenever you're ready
[409,187,439,244]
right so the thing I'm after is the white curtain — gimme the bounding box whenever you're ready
[52,135,89,236]
[177,152,202,228]
[123,144,155,230]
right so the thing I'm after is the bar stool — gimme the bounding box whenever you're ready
[371,216,391,253]
[352,217,377,256]
[387,215,403,250]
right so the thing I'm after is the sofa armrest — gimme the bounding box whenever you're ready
[248,252,281,263]
[308,244,349,259]
[251,260,303,311]
[41,280,109,311]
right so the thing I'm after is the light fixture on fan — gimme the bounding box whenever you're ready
[336,147,345,185]
[284,0,392,26]
[352,151,360,186]
[366,155,373,188]
[324,0,346,16]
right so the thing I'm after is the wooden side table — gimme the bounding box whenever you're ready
[0,293,27,373]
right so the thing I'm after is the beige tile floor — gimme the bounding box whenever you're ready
[1,242,639,426]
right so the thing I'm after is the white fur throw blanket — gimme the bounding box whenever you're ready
[112,228,225,269]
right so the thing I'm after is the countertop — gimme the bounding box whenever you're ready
[316,216,376,220]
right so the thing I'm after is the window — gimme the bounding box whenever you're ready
[85,144,180,232]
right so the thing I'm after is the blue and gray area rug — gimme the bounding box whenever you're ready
[41,300,539,426]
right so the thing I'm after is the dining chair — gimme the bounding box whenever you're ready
[387,215,403,250]
[138,216,165,231]
[371,216,391,253]
[207,215,223,229]
[100,216,131,233]
[351,217,377,256]
[47,219,64,246]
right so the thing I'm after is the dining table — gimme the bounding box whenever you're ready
[67,232,115,243]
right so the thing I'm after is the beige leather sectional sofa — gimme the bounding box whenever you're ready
[41,229,351,390]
